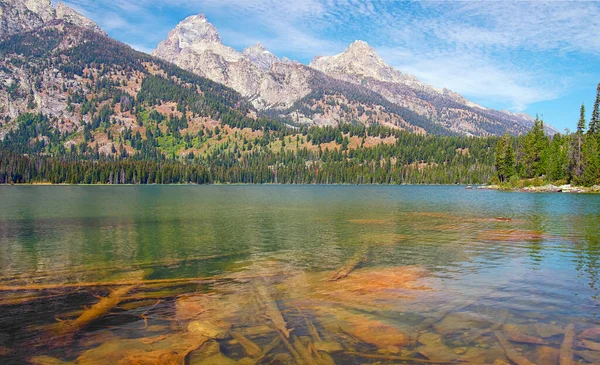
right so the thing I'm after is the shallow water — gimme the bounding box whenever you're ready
[0,185,599,364]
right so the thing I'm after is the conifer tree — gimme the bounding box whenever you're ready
[572,103,587,180]
[589,83,600,135]
[495,134,515,182]
[522,116,549,178]
[580,134,600,186]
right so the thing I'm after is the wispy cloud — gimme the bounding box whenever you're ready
[59,0,600,114]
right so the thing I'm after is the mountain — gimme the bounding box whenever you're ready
[0,0,105,36]
[154,14,552,137]
[309,41,546,136]
[153,14,313,111]
[0,1,274,159]
[153,15,446,135]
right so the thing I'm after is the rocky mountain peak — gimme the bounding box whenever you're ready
[173,14,222,46]
[347,40,375,53]
[242,43,280,72]
[0,0,105,36]
[153,13,248,64]
[309,40,412,84]
[56,2,105,35]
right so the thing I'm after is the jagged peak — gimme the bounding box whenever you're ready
[243,43,280,72]
[56,2,105,35]
[173,13,222,45]
[347,40,373,51]
[243,42,270,54]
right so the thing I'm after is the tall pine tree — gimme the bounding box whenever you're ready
[495,133,516,182]
[580,134,600,186]
[589,83,600,135]
[572,103,587,180]
[522,116,549,178]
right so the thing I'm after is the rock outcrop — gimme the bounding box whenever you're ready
[56,2,105,35]
[242,43,279,72]
[0,0,104,36]
[154,14,312,110]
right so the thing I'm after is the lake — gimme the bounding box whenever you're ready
[0,185,599,364]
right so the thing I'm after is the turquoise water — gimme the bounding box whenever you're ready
[0,186,599,364]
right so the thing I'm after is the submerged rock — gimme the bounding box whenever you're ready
[187,341,237,365]
[188,320,230,339]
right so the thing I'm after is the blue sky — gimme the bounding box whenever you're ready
[59,0,600,132]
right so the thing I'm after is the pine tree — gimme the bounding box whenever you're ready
[522,116,549,178]
[589,83,600,135]
[580,134,600,186]
[572,103,587,180]
[495,134,515,182]
[546,135,568,182]
[578,103,587,134]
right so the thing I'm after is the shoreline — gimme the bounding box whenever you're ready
[1,183,475,187]
[476,184,600,194]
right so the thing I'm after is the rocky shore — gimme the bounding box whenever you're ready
[476,184,600,193]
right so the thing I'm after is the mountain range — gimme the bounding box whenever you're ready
[0,0,553,156]
[154,13,551,136]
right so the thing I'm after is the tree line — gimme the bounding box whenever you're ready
[495,83,600,187]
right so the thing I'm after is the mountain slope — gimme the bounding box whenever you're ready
[0,0,503,185]
[0,9,274,158]
[309,41,545,136]
[154,14,550,137]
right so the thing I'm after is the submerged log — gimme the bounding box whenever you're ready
[277,330,305,365]
[580,327,600,340]
[0,251,250,284]
[252,336,282,364]
[580,338,600,351]
[52,285,135,340]
[494,331,535,365]
[231,331,261,357]
[0,271,283,292]
[344,352,462,364]
[329,245,369,281]
[27,355,74,365]
[0,277,212,291]
[559,323,575,365]
[292,335,319,365]
[508,333,549,346]
[306,319,343,353]
[254,283,290,338]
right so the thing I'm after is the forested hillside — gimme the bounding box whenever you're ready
[0,21,502,185]
[0,19,596,187]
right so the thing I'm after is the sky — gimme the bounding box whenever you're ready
[58,0,600,132]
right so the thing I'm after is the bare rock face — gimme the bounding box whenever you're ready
[24,0,54,22]
[309,41,544,136]
[154,14,312,110]
[0,0,104,36]
[242,43,279,72]
[0,0,51,35]
[56,2,105,35]
[311,40,418,85]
